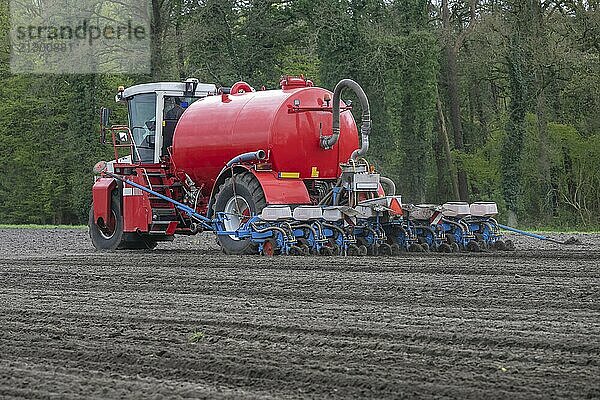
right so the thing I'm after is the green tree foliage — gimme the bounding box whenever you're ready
[0,0,598,228]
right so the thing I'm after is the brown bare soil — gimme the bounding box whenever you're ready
[0,229,599,399]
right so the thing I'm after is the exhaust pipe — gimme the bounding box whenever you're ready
[225,150,267,168]
[321,79,371,160]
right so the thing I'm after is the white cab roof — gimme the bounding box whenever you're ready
[122,81,217,98]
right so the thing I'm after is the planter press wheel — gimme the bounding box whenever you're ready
[347,244,360,256]
[438,243,452,253]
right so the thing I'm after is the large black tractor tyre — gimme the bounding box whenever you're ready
[213,172,267,255]
[89,192,124,250]
[89,192,157,250]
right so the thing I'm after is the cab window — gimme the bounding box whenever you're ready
[161,96,200,157]
[128,93,157,163]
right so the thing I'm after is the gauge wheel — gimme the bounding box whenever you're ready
[213,172,266,255]
[348,244,360,256]
[438,243,452,253]
[493,239,507,251]
[378,243,393,256]
[467,240,481,252]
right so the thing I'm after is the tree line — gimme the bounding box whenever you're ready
[0,0,598,228]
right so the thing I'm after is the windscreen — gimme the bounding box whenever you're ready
[128,93,157,163]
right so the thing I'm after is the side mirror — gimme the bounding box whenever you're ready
[114,131,131,145]
[100,107,112,143]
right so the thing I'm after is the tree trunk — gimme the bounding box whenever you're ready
[442,0,469,202]
[502,43,527,222]
[436,87,460,200]
[151,0,164,80]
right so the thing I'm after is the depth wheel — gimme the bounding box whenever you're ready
[493,240,507,251]
[348,244,360,256]
[320,246,334,256]
[451,242,460,253]
[367,244,379,256]
[467,240,481,252]
[327,238,342,256]
[289,245,304,256]
[358,245,368,256]
[378,243,392,256]
[213,172,266,255]
[505,239,516,251]
[408,243,423,253]
[438,243,452,253]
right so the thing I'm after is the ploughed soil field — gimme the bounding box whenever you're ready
[0,229,599,399]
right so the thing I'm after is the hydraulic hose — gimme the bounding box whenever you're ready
[497,224,580,245]
[290,223,318,240]
[321,79,371,160]
[225,150,266,168]
[250,223,288,239]
[442,219,469,238]
[379,176,396,196]
[322,222,347,241]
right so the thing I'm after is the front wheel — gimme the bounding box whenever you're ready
[213,172,266,255]
[89,192,157,250]
[89,193,124,250]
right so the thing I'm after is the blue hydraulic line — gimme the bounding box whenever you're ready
[498,224,563,244]
[105,172,214,231]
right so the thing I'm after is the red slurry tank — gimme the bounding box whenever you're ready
[171,77,359,192]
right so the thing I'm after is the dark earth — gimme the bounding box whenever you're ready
[0,228,599,399]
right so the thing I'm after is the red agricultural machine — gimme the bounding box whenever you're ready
[91,76,512,255]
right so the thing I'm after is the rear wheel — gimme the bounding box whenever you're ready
[213,172,266,255]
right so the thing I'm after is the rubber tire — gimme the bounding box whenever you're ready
[409,243,423,253]
[493,240,507,251]
[90,193,158,251]
[467,240,481,252]
[358,245,368,256]
[505,239,516,251]
[213,172,266,255]
[451,242,461,253]
[348,244,360,256]
[379,243,392,256]
[290,245,304,256]
[89,197,124,251]
[367,244,379,256]
[320,246,334,256]
[438,243,452,253]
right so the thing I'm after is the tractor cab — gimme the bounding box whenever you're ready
[108,78,217,163]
